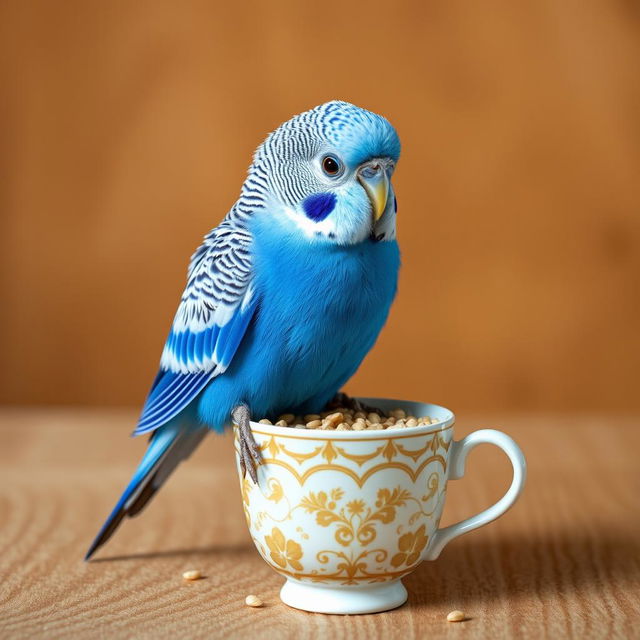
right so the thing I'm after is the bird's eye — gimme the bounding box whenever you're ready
[321,155,343,177]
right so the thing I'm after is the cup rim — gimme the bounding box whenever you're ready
[248,397,455,439]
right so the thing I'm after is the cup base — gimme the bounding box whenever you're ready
[279,578,408,615]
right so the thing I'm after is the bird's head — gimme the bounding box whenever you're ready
[245,101,400,245]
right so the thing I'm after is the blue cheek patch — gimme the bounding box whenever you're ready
[302,192,337,222]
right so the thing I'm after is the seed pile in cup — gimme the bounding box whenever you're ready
[258,407,438,431]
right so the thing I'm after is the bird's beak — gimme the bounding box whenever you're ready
[358,162,390,222]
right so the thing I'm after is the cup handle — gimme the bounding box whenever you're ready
[424,429,526,560]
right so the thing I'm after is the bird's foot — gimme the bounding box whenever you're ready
[231,404,262,484]
[326,392,386,417]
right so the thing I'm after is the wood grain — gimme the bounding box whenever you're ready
[0,409,638,638]
[1,1,639,411]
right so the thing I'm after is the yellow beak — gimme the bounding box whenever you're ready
[358,164,390,222]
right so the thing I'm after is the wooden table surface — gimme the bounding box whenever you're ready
[1,408,639,639]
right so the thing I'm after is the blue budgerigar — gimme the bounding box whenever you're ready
[86,101,401,560]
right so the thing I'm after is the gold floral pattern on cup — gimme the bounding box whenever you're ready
[264,527,304,572]
[391,524,429,567]
[235,424,452,585]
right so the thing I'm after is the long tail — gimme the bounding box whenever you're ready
[85,421,208,561]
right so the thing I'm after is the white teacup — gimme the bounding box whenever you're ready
[234,398,526,614]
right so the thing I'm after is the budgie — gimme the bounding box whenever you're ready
[85,101,401,560]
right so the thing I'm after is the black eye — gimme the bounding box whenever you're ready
[322,155,342,177]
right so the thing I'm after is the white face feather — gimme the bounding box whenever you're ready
[281,205,338,239]
[261,154,397,246]
[275,187,396,246]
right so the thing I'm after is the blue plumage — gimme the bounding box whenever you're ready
[85,420,207,560]
[196,216,399,427]
[136,370,210,433]
[86,100,402,559]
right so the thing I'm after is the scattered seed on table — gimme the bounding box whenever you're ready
[245,594,263,607]
[447,610,466,622]
[182,570,202,581]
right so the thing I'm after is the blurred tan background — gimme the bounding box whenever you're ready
[0,0,638,412]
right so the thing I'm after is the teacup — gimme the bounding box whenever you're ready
[234,398,526,614]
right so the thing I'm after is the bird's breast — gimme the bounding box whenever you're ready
[250,229,400,393]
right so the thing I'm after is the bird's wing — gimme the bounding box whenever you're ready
[134,222,257,435]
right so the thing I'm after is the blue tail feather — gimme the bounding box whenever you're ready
[85,421,207,560]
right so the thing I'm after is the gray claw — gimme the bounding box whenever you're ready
[328,392,385,416]
[232,403,262,484]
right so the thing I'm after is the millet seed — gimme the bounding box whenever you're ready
[446,610,466,622]
[261,407,438,431]
[245,594,263,607]
[324,412,344,428]
[182,570,202,581]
